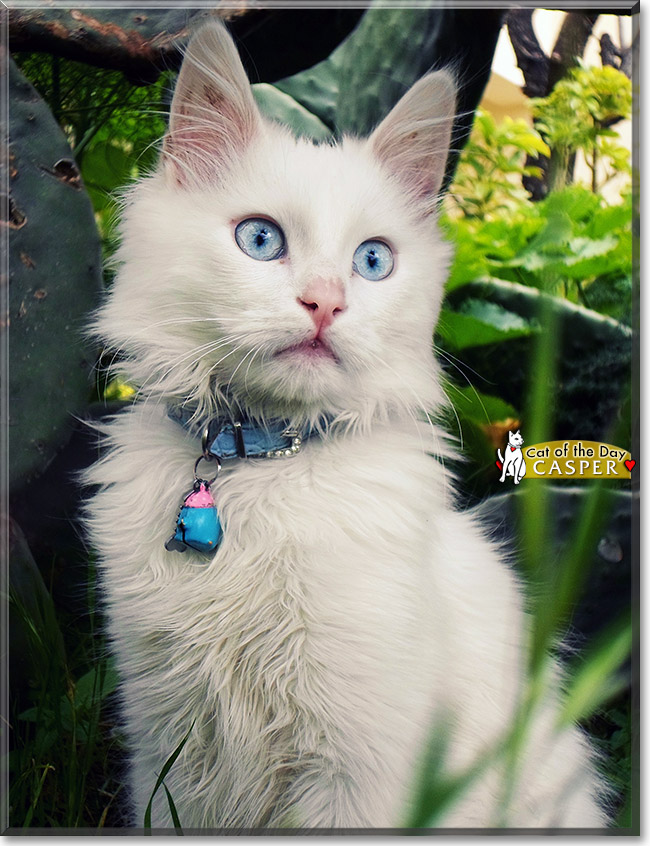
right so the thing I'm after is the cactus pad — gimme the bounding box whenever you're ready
[4,58,102,489]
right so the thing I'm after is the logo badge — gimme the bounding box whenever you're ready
[496,429,527,485]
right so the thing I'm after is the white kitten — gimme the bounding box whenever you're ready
[85,21,607,830]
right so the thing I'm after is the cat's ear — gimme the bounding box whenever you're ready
[369,71,456,214]
[163,20,261,187]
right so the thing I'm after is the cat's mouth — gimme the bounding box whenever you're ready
[275,338,339,364]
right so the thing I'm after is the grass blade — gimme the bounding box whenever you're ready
[529,481,612,674]
[23,764,54,828]
[558,616,633,727]
[143,721,194,832]
[163,781,184,834]
[403,718,498,828]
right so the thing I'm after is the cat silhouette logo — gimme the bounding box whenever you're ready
[497,429,527,485]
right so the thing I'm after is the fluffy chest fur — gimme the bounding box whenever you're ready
[88,408,454,826]
[94,412,446,686]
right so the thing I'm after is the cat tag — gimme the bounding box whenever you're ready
[165,481,222,554]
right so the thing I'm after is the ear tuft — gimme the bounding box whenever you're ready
[370,70,456,215]
[163,20,261,187]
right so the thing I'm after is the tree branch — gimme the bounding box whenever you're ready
[548,11,601,91]
[8,8,209,84]
[506,9,549,98]
[600,31,633,79]
[8,7,365,86]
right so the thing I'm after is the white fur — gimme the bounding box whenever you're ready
[85,21,607,829]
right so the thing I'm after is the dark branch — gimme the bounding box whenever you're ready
[548,11,600,91]
[8,7,365,86]
[600,32,620,67]
[600,31,633,79]
[505,9,549,98]
[8,8,211,84]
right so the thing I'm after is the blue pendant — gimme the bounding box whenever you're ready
[165,482,222,554]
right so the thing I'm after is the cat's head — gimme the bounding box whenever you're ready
[508,430,524,447]
[95,20,456,429]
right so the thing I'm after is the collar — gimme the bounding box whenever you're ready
[168,406,311,461]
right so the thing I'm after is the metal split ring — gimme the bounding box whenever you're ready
[193,453,221,485]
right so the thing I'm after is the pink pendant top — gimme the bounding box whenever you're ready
[184,483,215,508]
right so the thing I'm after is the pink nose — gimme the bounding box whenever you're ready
[298,278,346,332]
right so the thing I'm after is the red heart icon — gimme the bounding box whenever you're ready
[496,460,503,470]
[510,446,515,452]
[624,459,635,471]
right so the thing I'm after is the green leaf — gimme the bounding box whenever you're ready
[18,659,118,741]
[71,661,119,713]
[558,617,633,726]
[436,301,537,350]
[17,706,44,724]
[81,140,133,194]
[403,716,499,828]
[22,764,55,828]
[527,480,620,676]
[586,202,632,240]
[566,234,618,261]
[542,185,600,222]
[525,210,573,253]
[144,722,195,832]
[443,229,488,291]
[447,386,518,425]
[162,782,184,834]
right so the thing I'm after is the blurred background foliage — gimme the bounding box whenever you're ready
[4,4,637,832]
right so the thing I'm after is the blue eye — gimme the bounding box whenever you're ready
[352,240,394,281]
[235,218,285,261]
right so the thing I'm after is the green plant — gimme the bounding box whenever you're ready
[445,185,632,313]
[436,60,632,490]
[8,542,123,828]
[448,110,550,220]
[531,64,632,192]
